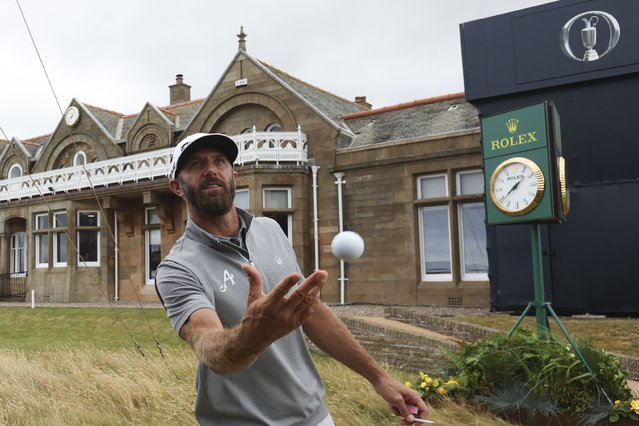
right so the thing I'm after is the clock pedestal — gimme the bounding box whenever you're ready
[506,224,612,404]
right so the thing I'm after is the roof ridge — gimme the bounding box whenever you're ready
[342,92,466,120]
[160,97,205,109]
[84,103,125,117]
[257,58,364,109]
[22,133,51,145]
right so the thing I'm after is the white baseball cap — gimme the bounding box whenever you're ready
[170,133,238,179]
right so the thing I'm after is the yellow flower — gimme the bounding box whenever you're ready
[630,399,639,414]
[445,379,459,386]
[420,381,428,389]
[437,387,447,395]
[614,400,621,407]
[405,381,413,388]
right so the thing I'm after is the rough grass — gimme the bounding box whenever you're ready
[0,306,522,424]
[454,315,639,357]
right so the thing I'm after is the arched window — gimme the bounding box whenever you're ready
[241,127,255,150]
[265,123,282,132]
[74,151,86,167]
[8,164,22,179]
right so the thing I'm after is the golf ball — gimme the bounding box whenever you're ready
[331,231,365,261]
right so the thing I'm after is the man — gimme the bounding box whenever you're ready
[156,133,429,425]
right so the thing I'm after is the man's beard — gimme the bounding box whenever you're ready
[180,177,235,216]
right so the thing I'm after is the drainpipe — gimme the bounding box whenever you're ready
[114,210,119,302]
[311,165,320,271]
[333,172,346,304]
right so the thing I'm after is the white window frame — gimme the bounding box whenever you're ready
[456,169,485,196]
[8,163,22,179]
[456,170,488,281]
[263,187,292,243]
[10,232,27,276]
[457,202,488,281]
[34,213,49,268]
[235,188,249,210]
[418,204,453,282]
[53,211,68,267]
[74,151,86,166]
[417,173,448,199]
[77,210,100,267]
[144,207,161,285]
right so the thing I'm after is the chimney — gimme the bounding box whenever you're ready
[354,96,372,110]
[169,74,191,105]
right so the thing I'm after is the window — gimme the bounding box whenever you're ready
[144,208,161,285]
[8,164,22,179]
[265,123,282,132]
[263,188,292,241]
[417,170,487,282]
[10,232,27,275]
[77,211,99,266]
[34,213,49,268]
[74,151,86,166]
[53,211,68,267]
[457,171,488,280]
[235,188,249,210]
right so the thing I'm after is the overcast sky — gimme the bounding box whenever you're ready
[1,0,551,140]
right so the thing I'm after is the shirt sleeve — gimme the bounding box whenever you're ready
[155,260,215,335]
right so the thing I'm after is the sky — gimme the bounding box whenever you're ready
[1,0,551,140]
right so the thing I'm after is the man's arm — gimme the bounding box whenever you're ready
[179,264,327,375]
[302,303,429,423]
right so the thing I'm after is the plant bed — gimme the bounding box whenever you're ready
[406,330,639,425]
[500,410,637,425]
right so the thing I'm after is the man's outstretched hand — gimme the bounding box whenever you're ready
[239,264,327,349]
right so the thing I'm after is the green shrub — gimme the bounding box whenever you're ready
[410,329,638,423]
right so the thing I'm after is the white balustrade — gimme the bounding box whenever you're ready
[0,131,307,202]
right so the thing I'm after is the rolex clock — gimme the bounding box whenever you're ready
[489,157,545,216]
[64,106,80,127]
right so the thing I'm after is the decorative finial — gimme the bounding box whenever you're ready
[237,26,247,51]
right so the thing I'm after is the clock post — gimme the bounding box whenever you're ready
[481,101,568,337]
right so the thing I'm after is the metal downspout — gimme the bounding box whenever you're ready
[114,210,119,302]
[333,172,346,304]
[311,165,320,271]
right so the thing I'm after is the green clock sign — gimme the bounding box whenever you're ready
[481,102,567,225]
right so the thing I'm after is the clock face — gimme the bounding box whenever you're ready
[64,106,80,127]
[489,157,545,216]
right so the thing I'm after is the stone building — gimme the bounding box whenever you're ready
[0,33,487,307]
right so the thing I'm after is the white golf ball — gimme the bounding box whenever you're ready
[331,231,365,261]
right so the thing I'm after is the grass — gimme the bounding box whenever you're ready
[0,305,512,425]
[453,314,639,357]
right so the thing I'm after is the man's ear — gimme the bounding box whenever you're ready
[169,179,184,197]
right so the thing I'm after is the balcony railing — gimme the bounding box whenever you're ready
[0,130,307,202]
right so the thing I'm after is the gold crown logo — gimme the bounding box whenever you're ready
[506,118,519,134]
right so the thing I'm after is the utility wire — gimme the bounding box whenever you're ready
[12,0,164,358]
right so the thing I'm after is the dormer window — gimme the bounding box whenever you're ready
[74,151,86,167]
[8,164,22,179]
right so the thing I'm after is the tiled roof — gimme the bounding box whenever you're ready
[84,104,124,138]
[162,98,205,131]
[343,94,479,148]
[259,61,366,123]
[21,134,50,155]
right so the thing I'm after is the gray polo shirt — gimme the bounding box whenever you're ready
[156,209,328,425]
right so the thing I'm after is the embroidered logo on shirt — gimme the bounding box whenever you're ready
[274,256,283,265]
[220,269,236,293]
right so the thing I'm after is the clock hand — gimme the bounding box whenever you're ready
[506,178,523,197]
